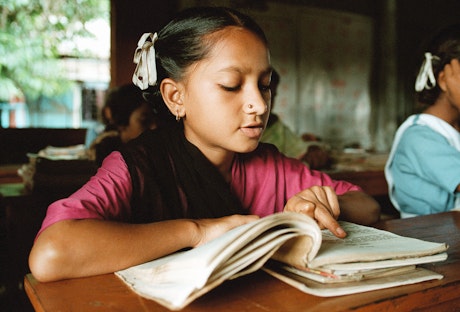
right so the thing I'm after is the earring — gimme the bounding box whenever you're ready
[176,109,181,121]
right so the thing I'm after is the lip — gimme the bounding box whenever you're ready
[240,123,264,139]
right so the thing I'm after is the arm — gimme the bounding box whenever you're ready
[29,214,258,282]
[338,190,380,225]
[29,152,258,282]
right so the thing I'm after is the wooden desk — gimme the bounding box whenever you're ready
[328,169,399,219]
[327,152,388,197]
[24,211,460,312]
[0,164,22,184]
[328,170,388,197]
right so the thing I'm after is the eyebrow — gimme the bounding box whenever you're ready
[217,66,273,76]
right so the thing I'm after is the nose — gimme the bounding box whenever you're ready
[244,89,269,115]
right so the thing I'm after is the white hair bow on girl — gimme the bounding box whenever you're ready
[415,52,440,92]
[132,32,158,90]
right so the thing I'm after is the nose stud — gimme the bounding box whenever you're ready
[248,104,253,109]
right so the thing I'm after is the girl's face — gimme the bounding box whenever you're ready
[179,27,272,164]
[441,59,460,109]
[119,102,157,143]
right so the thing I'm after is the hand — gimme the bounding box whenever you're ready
[191,214,259,247]
[284,186,346,238]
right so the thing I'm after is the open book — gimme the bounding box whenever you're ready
[115,212,448,310]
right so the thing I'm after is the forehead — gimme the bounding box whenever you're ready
[198,26,271,73]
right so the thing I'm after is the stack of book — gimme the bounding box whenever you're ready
[18,145,96,194]
[116,212,448,310]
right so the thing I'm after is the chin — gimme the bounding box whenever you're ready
[236,141,259,153]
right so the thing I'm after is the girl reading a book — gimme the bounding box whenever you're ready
[29,6,380,282]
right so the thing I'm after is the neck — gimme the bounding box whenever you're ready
[212,152,235,183]
[424,97,460,130]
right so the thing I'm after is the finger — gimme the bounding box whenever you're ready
[323,187,340,219]
[315,207,346,238]
[300,186,343,235]
[288,187,334,221]
[303,186,336,217]
[284,195,316,217]
[284,193,346,238]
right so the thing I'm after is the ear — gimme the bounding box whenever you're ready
[160,78,185,117]
[437,70,447,92]
[103,106,113,123]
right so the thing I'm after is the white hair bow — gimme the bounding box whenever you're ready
[415,52,439,92]
[132,32,158,90]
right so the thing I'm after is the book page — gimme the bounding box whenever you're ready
[321,252,448,271]
[308,221,448,268]
[269,261,418,283]
[115,212,321,310]
[264,266,443,297]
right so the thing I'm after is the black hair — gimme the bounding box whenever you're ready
[270,69,280,92]
[104,84,153,128]
[143,6,269,121]
[416,23,460,105]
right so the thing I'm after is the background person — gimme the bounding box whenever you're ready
[385,23,460,218]
[261,70,331,169]
[88,84,159,166]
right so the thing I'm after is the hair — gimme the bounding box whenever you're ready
[416,23,460,105]
[270,69,280,93]
[143,6,269,121]
[104,84,151,128]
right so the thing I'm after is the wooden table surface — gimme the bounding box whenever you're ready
[24,211,460,312]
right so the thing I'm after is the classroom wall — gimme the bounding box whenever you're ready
[110,0,178,87]
[110,0,460,151]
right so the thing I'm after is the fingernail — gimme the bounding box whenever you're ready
[336,227,346,237]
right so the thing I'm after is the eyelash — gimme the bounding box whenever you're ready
[221,85,241,92]
[221,84,270,92]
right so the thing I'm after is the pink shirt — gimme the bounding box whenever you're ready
[232,147,359,216]
[37,148,359,237]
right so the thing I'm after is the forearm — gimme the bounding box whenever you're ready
[29,218,199,282]
[338,191,381,225]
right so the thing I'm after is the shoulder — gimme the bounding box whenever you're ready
[398,114,453,144]
[99,151,131,181]
[401,123,450,147]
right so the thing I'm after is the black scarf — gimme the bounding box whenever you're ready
[121,125,246,223]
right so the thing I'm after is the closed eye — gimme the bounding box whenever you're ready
[220,85,241,92]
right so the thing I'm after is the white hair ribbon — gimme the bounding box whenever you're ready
[415,52,439,92]
[132,32,158,90]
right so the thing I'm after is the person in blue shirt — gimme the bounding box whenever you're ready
[385,23,460,218]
